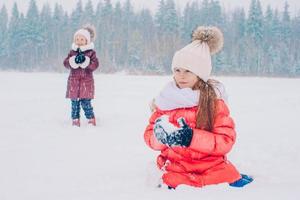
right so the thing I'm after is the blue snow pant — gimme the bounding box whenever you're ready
[71,99,95,120]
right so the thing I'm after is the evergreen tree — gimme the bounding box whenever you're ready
[7,3,22,68]
[0,0,299,76]
[281,1,291,41]
[209,0,223,26]
[182,3,191,41]
[112,2,123,67]
[39,3,52,64]
[232,8,246,39]
[200,0,210,25]
[23,0,43,68]
[82,0,94,25]
[164,0,179,33]
[53,3,65,60]
[155,0,166,32]
[94,1,103,50]
[71,0,83,30]
[182,2,201,42]
[138,9,156,70]
[99,0,114,71]
[122,0,135,67]
[271,9,281,40]
[0,5,8,67]
[264,5,273,39]
[247,0,263,43]
[246,0,264,74]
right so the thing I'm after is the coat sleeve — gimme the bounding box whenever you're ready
[63,51,74,69]
[144,111,168,151]
[189,100,236,156]
[87,51,99,71]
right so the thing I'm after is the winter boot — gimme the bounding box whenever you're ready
[229,174,253,187]
[72,119,80,127]
[88,118,96,126]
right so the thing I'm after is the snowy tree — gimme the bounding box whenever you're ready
[182,2,200,42]
[137,9,157,71]
[1,0,300,76]
[7,3,22,68]
[94,1,103,50]
[200,0,210,25]
[281,1,291,41]
[82,0,94,25]
[52,3,65,60]
[22,0,43,68]
[98,0,114,71]
[271,9,281,40]
[0,5,8,68]
[209,0,223,26]
[71,0,83,30]
[246,0,264,74]
[121,0,135,67]
[233,8,246,39]
[264,5,273,39]
[247,0,263,43]
[155,0,166,32]
[164,0,179,33]
[228,8,247,73]
[39,3,52,68]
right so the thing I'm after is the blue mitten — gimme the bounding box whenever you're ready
[167,118,193,147]
[153,116,193,147]
[154,115,177,145]
[75,48,86,64]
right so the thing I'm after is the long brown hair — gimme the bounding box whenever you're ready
[193,78,218,131]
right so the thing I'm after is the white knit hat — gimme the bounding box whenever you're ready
[171,26,224,82]
[74,29,91,44]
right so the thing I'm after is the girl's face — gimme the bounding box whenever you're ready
[75,34,87,46]
[173,68,198,89]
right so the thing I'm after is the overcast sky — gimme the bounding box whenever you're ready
[0,0,299,16]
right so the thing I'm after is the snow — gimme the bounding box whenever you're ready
[0,72,299,199]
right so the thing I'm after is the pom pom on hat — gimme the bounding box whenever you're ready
[83,24,96,41]
[192,26,224,55]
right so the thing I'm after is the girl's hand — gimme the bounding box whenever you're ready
[69,56,80,69]
[153,116,193,147]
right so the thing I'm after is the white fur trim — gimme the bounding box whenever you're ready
[69,56,80,69]
[155,81,199,111]
[154,80,228,111]
[74,29,91,44]
[79,56,90,69]
[71,43,94,52]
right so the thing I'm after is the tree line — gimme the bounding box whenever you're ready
[0,0,299,76]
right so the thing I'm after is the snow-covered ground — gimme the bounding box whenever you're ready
[0,72,299,200]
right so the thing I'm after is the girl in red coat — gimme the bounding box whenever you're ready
[144,26,253,189]
[63,25,99,127]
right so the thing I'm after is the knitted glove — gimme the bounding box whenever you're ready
[75,48,86,64]
[154,115,193,147]
[167,118,193,147]
[154,115,177,145]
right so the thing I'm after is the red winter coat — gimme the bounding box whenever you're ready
[63,49,99,99]
[144,99,241,188]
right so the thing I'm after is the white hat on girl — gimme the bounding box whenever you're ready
[73,25,96,45]
[171,26,224,82]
